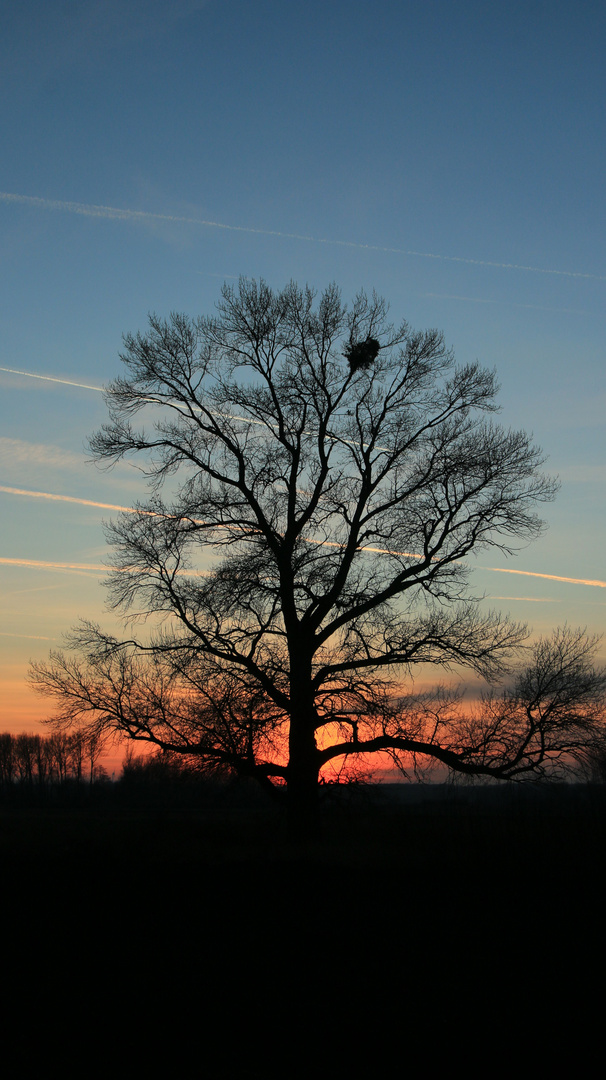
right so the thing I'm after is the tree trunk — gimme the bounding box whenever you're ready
[286,690,321,836]
[284,641,320,822]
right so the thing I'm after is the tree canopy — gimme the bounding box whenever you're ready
[30,280,606,811]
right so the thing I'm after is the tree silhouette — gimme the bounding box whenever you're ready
[29,280,605,816]
[0,730,107,791]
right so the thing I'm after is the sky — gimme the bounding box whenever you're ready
[1,0,605,738]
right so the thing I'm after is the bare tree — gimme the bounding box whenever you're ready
[29,280,605,816]
[369,626,606,782]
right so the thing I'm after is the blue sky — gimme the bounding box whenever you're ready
[1,0,604,731]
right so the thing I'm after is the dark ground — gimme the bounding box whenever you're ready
[2,782,604,1064]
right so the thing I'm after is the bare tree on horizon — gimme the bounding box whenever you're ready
[29,279,606,818]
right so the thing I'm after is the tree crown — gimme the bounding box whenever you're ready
[31,280,602,795]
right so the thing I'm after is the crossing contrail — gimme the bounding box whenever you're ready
[2,189,605,281]
[1,485,605,589]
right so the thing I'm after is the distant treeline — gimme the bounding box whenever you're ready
[0,730,107,790]
[0,732,261,808]
[3,730,606,815]
[0,731,207,791]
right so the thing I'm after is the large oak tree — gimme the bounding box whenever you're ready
[30,281,605,813]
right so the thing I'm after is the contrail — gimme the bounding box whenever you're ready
[481,566,606,589]
[0,485,144,514]
[0,485,236,528]
[2,485,605,590]
[0,556,210,578]
[2,190,604,282]
[0,366,286,429]
[0,556,108,573]
[0,367,386,451]
[0,366,104,392]
[489,596,560,603]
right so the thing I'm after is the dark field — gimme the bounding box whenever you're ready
[3,784,604,1058]
[4,781,605,882]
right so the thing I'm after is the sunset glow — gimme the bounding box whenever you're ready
[1,2,604,766]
